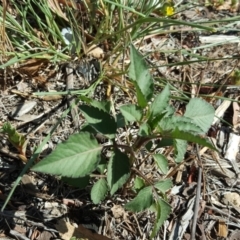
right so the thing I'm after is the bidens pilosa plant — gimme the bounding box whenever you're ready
[32,45,215,237]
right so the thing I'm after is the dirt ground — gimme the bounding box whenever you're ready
[0,1,240,239]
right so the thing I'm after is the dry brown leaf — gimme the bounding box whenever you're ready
[21,174,39,194]
[55,219,76,240]
[16,82,29,92]
[13,225,27,235]
[222,192,240,213]
[55,219,113,240]
[57,0,77,9]
[19,58,49,77]
[33,75,48,86]
[111,204,129,222]
[62,198,83,207]
[111,204,125,219]
[37,230,54,240]
[213,0,239,11]
[14,114,43,123]
[86,44,104,59]
[33,29,49,47]
[11,101,37,118]
[30,228,41,239]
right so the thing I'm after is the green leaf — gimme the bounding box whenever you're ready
[154,179,172,193]
[79,105,117,139]
[174,139,187,163]
[78,95,92,104]
[62,176,90,189]
[32,132,102,178]
[90,100,111,113]
[148,112,166,130]
[120,104,142,122]
[116,112,126,128]
[97,156,107,174]
[134,177,146,191]
[80,124,97,135]
[163,128,215,149]
[91,178,108,204]
[1,122,27,155]
[184,98,215,133]
[125,186,154,212]
[150,85,170,118]
[133,81,148,108]
[129,45,153,104]
[107,149,130,195]
[157,138,174,148]
[145,141,153,151]
[151,199,171,238]
[153,154,169,174]
[149,105,175,130]
[138,122,150,136]
[164,105,175,116]
[159,116,203,133]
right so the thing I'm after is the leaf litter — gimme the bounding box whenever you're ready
[0,1,240,239]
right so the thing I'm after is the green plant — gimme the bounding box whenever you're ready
[1,1,240,238]
[0,122,28,161]
[32,45,215,238]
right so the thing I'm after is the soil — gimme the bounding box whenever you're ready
[0,1,240,239]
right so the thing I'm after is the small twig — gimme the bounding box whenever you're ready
[165,155,194,179]
[205,205,240,224]
[103,144,132,151]
[16,101,64,131]
[9,230,30,240]
[0,147,20,160]
[191,144,202,240]
[132,213,143,237]
[1,211,59,232]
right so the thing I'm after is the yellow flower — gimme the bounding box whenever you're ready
[166,6,175,16]
[161,2,175,16]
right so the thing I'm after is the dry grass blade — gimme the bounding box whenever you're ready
[0,0,7,56]
[0,0,13,56]
[46,0,72,21]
